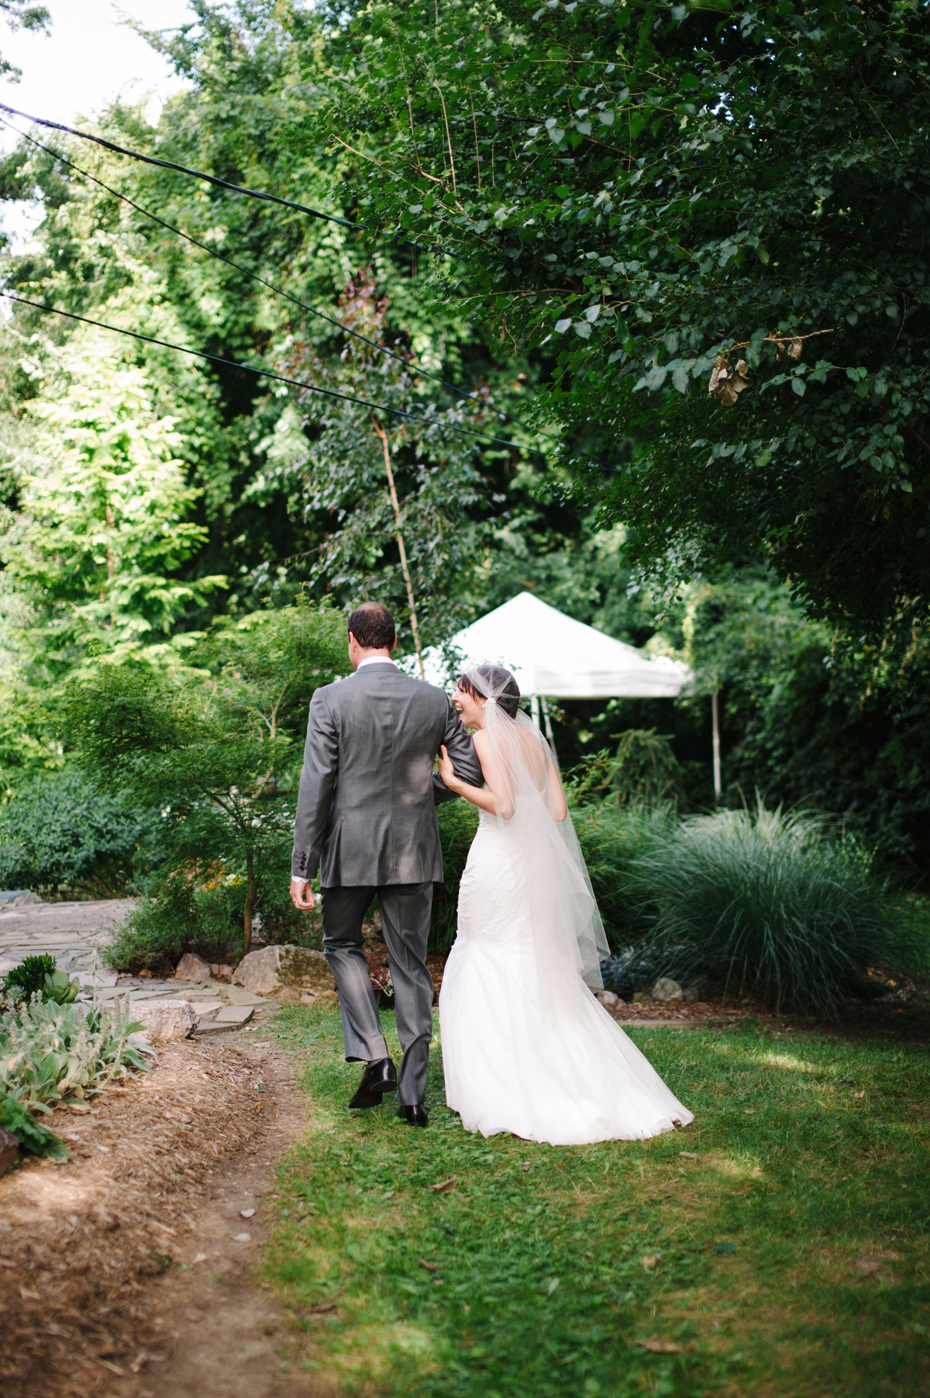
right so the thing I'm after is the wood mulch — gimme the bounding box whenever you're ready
[606,991,930,1044]
[0,1039,274,1398]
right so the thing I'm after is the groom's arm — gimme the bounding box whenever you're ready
[432,699,482,805]
[291,689,339,881]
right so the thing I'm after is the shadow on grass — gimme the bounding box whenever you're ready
[265,1008,930,1398]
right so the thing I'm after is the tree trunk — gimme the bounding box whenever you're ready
[711,690,722,802]
[371,417,426,680]
[243,849,256,957]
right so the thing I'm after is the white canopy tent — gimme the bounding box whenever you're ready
[420,592,693,737]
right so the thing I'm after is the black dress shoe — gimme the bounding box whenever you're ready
[397,1102,429,1127]
[349,1057,397,1109]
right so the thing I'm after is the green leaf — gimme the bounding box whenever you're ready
[791,378,806,397]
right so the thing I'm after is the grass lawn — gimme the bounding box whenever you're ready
[265,1007,929,1397]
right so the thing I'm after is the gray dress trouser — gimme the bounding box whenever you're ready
[322,882,434,1106]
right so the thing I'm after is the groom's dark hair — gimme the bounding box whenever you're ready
[348,602,396,650]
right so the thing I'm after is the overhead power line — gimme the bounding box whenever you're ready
[0,113,560,454]
[0,99,384,238]
[0,105,617,476]
[1,291,541,458]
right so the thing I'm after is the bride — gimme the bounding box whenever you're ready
[436,663,693,1146]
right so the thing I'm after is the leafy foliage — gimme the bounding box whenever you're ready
[630,800,922,1015]
[567,794,674,947]
[326,0,930,632]
[279,272,504,656]
[0,0,49,82]
[0,768,149,898]
[1,334,226,679]
[607,729,683,806]
[0,1091,65,1159]
[41,969,79,1006]
[0,996,149,1110]
[2,954,55,1003]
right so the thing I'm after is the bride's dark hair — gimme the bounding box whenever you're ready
[457,664,521,720]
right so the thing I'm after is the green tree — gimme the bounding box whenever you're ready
[1,333,225,678]
[0,0,528,615]
[0,1,48,79]
[270,272,503,664]
[64,597,347,963]
[325,0,930,632]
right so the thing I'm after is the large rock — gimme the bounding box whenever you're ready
[126,998,196,1043]
[233,945,335,997]
[174,952,213,982]
[0,889,44,908]
[651,977,684,1002]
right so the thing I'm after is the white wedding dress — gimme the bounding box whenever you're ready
[438,676,693,1147]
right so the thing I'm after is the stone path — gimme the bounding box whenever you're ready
[0,897,275,1034]
[0,896,133,985]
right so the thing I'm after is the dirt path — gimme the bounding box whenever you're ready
[1,1027,320,1398]
[110,1038,316,1398]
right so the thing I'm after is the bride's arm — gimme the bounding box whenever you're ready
[545,754,568,822]
[437,731,515,819]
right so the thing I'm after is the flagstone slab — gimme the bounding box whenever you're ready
[223,984,267,1007]
[214,1005,254,1025]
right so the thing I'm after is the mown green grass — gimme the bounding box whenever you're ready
[265,1007,930,1398]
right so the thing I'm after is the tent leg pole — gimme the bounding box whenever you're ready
[540,696,559,768]
[530,695,541,732]
[712,690,722,802]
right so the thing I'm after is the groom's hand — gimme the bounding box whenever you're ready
[290,878,315,911]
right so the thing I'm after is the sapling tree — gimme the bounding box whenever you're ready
[62,597,347,962]
[272,273,503,666]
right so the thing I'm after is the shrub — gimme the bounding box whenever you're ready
[630,800,922,1015]
[108,840,324,973]
[62,598,345,965]
[0,768,148,898]
[569,798,675,947]
[609,730,684,806]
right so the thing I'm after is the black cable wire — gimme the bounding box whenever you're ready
[0,106,618,476]
[0,291,545,458]
[0,113,566,455]
[0,98,422,248]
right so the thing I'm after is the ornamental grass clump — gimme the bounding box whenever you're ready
[632,801,919,1016]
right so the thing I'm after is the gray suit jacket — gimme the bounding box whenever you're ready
[291,663,483,887]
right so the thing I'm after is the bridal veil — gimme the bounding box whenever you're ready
[462,664,610,994]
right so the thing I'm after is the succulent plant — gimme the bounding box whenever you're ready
[42,970,79,1005]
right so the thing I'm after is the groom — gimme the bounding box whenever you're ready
[289,602,482,1126]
